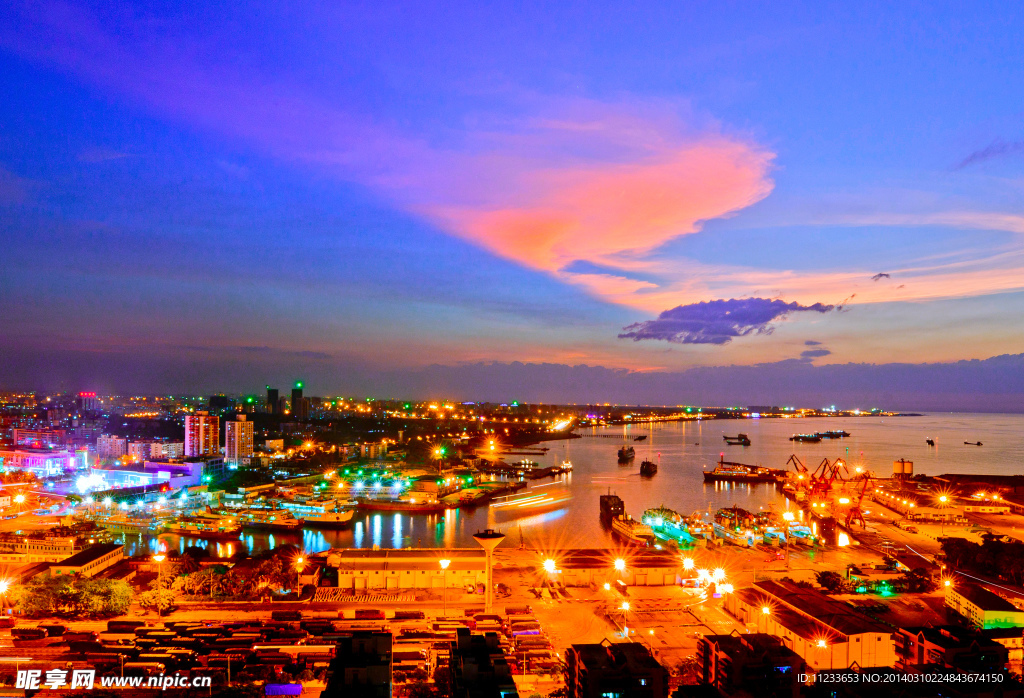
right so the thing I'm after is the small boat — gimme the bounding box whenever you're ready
[816,430,850,439]
[789,434,822,443]
[640,459,658,476]
[926,438,935,446]
[634,435,648,441]
[964,441,983,446]
[611,515,656,546]
[723,434,751,446]
[600,493,625,519]
[617,446,635,462]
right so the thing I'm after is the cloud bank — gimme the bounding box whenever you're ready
[618,298,834,345]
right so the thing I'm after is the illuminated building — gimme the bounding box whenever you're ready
[184,411,219,457]
[225,415,254,464]
[76,391,99,413]
[96,435,127,459]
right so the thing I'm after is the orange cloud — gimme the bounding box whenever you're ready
[430,138,774,272]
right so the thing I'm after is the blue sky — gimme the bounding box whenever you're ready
[2,1,1024,398]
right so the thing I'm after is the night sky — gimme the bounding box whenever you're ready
[2,2,1024,407]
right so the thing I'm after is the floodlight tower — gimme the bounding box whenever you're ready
[473,529,506,613]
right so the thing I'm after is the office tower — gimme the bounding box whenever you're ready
[266,386,279,414]
[291,381,308,419]
[184,411,220,457]
[225,415,254,463]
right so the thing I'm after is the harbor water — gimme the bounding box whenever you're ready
[118,412,1024,557]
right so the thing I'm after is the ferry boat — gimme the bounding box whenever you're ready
[789,434,822,443]
[702,456,784,483]
[610,515,656,547]
[617,446,635,462]
[97,515,161,535]
[600,493,625,520]
[358,498,447,513]
[815,430,850,439]
[165,518,241,540]
[723,434,751,446]
[217,507,303,531]
[303,509,355,529]
[640,459,658,476]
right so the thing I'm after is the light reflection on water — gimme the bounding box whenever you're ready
[113,414,1021,556]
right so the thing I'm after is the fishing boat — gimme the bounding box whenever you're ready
[617,446,635,462]
[702,456,784,484]
[610,514,656,547]
[303,508,355,529]
[815,430,850,438]
[926,438,935,446]
[640,459,658,476]
[964,441,983,446]
[789,434,822,443]
[723,434,751,446]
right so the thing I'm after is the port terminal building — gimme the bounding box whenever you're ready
[727,580,896,670]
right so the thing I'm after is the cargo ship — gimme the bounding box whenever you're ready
[815,430,850,439]
[723,434,751,446]
[702,456,784,484]
[617,446,635,462]
[789,434,822,443]
[610,515,656,547]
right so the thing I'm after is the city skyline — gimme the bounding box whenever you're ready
[3,3,1024,408]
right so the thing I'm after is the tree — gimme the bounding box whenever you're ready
[815,571,850,594]
[14,575,133,618]
[901,567,937,593]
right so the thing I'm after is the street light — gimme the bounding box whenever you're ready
[782,511,796,568]
[614,558,626,572]
[543,559,556,574]
[152,554,166,617]
[682,557,695,571]
[712,568,726,583]
[295,556,305,596]
[938,495,949,535]
[439,559,451,617]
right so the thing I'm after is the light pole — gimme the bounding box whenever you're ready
[0,580,8,617]
[439,559,451,617]
[152,553,165,617]
[620,601,630,638]
[938,495,949,536]
[295,556,305,597]
[783,511,795,568]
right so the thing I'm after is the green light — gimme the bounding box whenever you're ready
[295,381,304,389]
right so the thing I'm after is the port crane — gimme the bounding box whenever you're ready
[843,476,870,529]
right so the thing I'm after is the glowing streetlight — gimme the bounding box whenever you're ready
[13,495,24,505]
[603,582,611,590]
[682,557,695,571]
[543,559,556,574]
[439,559,451,617]
[712,568,726,583]
[620,601,630,611]
[762,606,771,615]
[817,639,828,649]
[153,553,166,617]
[944,579,952,587]
[614,558,626,572]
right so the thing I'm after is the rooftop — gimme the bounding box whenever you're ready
[751,580,892,636]
[953,583,1022,613]
[53,543,123,568]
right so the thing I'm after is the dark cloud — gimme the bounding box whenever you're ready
[871,273,890,281]
[800,348,831,360]
[618,298,835,345]
[804,340,822,346]
[955,139,1024,169]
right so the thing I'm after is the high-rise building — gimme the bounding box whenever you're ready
[77,392,99,413]
[266,386,279,414]
[225,415,254,464]
[184,412,220,457]
[291,381,308,419]
[96,435,128,460]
